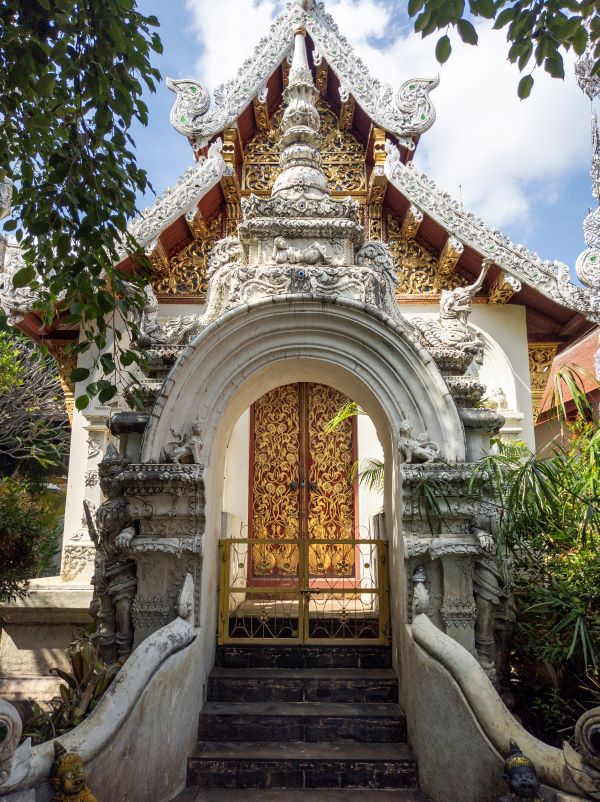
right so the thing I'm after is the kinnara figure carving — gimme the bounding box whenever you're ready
[86,443,136,663]
[272,236,332,265]
[397,419,441,464]
[162,420,203,464]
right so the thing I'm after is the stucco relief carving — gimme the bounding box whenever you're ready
[397,419,441,464]
[167,2,437,150]
[62,545,95,581]
[272,237,332,265]
[162,420,203,464]
[410,264,488,364]
[131,593,174,631]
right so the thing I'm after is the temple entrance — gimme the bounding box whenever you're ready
[218,382,389,644]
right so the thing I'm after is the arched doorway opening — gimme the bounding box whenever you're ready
[220,381,386,644]
[140,297,466,670]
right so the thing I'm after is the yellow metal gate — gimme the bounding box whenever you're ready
[218,538,390,645]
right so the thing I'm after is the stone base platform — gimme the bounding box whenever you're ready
[0,576,93,707]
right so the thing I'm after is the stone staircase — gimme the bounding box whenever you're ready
[173,645,429,801]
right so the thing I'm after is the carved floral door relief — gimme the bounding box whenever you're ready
[249,382,358,581]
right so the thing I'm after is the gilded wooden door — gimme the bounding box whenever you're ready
[249,382,357,579]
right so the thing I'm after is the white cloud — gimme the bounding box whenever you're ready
[184,0,591,234]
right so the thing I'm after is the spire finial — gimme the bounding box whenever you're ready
[271,29,329,200]
[574,35,600,295]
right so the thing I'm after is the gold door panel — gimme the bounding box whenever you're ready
[249,383,356,581]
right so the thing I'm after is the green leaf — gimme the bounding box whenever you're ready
[407,0,426,16]
[545,55,565,79]
[75,394,90,411]
[457,18,478,45]
[471,0,496,19]
[98,386,118,403]
[435,35,452,64]
[3,219,17,232]
[493,7,516,29]
[518,74,534,99]
[12,267,35,288]
[70,367,90,383]
[571,26,588,56]
[559,17,583,43]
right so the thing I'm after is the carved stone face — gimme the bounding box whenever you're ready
[505,764,540,798]
[57,758,86,795]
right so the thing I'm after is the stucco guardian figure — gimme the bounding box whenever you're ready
[397,419,441,464]
[87,443,137,663]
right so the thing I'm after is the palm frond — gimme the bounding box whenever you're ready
[325,401,364,433]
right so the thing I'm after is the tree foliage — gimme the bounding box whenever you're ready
[476,423,600,743]
[407,1,599,98]
[0,0,162,408]
[0,324,69,472]
[0,478,62,603]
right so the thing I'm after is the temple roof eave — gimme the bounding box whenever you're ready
[384,144,600,327]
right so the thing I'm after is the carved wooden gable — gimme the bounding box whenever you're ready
[149,94,468,302]
[386,212,469,297]
[243,95,366,195]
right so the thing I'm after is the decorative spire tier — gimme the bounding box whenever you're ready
[575,39,600,299]
[271,28,328,201]
[237,20,363,246]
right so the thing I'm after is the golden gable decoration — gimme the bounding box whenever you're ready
[243,96,366,194]
[386,212,469,296]
[150,209,224,301]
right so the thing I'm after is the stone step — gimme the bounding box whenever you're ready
[174,790,430,801]
[208,667,398,704]
[187,741,417,789]
[215,645,392,670]
[198,701,405,743]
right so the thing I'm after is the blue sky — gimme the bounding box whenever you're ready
[133,0,596,273]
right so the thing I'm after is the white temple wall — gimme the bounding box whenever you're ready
[357,414,384,534]
[222,408,250,533]
[403,302,535,449]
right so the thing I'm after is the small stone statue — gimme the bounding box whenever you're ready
[500,740,544,802]
[162,420,203,464]
[51,742,98,802]
[272,236,331,265]
[398,419,440,464]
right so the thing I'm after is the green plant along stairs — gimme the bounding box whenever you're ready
[173,645,430,800]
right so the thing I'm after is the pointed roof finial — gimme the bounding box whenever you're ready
[271,28,329,200]
[575,36,600,293]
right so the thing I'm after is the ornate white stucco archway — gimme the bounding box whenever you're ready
[141,296,466,657]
